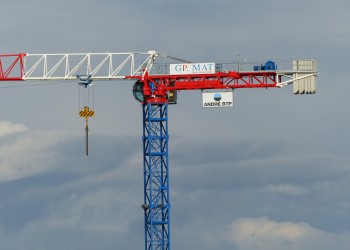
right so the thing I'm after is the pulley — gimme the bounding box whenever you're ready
[77,74,93,88]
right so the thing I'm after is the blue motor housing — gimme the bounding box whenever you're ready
[254,60,277,71]
[264,60,277,70]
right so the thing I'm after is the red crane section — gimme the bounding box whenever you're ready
[0,53,26,81]
[131,70,280,103]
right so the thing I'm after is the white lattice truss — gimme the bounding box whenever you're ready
[23,50,188,81]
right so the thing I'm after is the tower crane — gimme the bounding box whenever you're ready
[0,51,318,250]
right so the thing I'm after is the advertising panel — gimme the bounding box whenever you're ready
[170,63,215,75]
[202,91,233,108]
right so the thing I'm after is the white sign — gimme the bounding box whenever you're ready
[170,63,215,75]
[202,91,233,108]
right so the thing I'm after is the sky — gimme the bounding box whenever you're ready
[0,0,350,249]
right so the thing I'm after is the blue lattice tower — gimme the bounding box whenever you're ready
[142,102,170,250]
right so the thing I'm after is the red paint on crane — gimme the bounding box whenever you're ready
[0,53,26,81]
[128,70,278,103]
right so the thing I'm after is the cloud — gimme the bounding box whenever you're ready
[227,217,350,250]
[261,184,309,196]
[46,188,138,233]
[0,159,144,250]
[0,130,144,250]
[0,121,28,137]
[0,124,75,182]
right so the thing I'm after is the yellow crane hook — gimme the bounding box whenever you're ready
[79,106,94,156]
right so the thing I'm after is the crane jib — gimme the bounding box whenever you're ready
[0,52,317,95]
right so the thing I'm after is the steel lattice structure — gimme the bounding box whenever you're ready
[0,50,318,250]
[142,103,170,250]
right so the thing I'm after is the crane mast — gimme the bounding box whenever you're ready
[0,51,318,250]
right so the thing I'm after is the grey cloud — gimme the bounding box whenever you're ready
[227,217,350,250]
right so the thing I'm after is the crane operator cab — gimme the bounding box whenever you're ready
[132,80,177,104]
